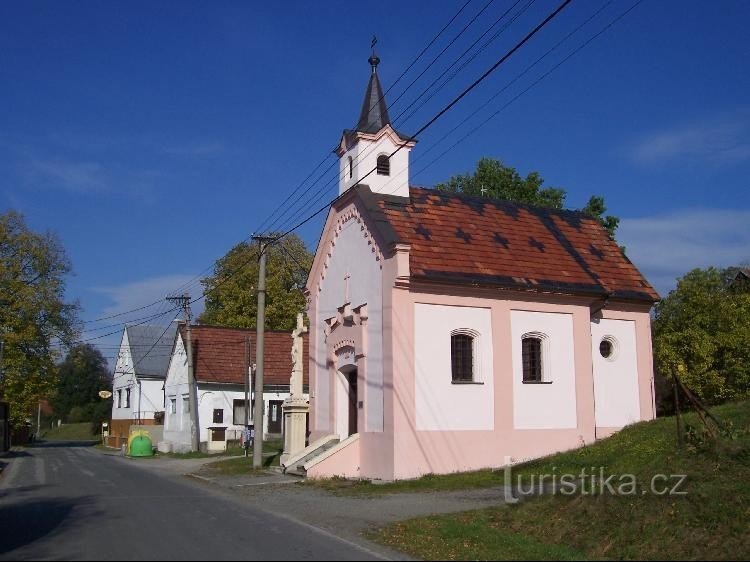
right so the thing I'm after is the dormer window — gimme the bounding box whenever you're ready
[348,156,353,179]
[376,155,390,176]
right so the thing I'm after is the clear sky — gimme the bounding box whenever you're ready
[2,0,748,364]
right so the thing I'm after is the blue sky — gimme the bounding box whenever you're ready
[1,0,748,363]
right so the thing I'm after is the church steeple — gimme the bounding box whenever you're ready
[356,43,391,134]
[336,42,416,199]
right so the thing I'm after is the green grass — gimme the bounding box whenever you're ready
[40,422,97,441]
[370,401,750,560]
[159,444,246,459]
[198,439,284,476]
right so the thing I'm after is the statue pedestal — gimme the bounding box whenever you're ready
[280,396,309,466]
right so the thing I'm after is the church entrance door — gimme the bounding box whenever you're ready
[347,370,358,436]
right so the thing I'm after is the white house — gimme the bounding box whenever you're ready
[162,324,309,453]
[109,323,177,448]
[284,52,659,480]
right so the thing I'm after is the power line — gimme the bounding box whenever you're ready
[70,4,476,334]
[411,0,644,183]
[260,2,495,235]
[272,0,575,243]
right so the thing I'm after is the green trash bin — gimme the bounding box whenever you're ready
[129,433,154,457]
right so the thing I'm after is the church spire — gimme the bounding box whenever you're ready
[356,39,391,134]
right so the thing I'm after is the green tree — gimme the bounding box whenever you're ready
[53,343,111,423]
[0,211,79,426]
[199,234,313,331]
[653,267,750,404]
[436,157,620,238]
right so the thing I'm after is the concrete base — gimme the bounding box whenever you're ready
[280,397,309,466]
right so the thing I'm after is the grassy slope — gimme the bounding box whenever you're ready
[41,422,97,441]
[371,401,750,560]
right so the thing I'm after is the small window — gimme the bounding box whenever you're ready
[182,396,190,414]
[376,154,390,176]
[451,333,474,382]
[522,337,543,382]
[233,399,253,425]
[117,389,122,408]
[124,388,131,408]
[169,398,177,414]
[599,336,618,361]
[213,409,224,424]
[348,156,353,179]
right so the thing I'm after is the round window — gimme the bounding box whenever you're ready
[599,338,614,359]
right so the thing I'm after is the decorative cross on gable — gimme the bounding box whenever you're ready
[344,270,351,303]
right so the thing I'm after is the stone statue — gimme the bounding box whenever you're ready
[290,313,307,398]
[281,313,309,466]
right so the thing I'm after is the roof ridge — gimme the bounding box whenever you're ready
[407,186,596,219]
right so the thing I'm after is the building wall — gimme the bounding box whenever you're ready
[111,331,165,423]
[511,310,577,430]
[414,303,494,431]
[310,201,385,440]
[163,333,306,450]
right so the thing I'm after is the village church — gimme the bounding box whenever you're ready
[283,51,659,480]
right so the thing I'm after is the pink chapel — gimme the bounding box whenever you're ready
[282,52,659,480]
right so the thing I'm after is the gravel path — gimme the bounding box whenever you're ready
[190,470,512,547]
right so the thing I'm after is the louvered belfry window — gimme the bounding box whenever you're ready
[376,154,390,176]
[522,337,543,382]
[451,333,474,382]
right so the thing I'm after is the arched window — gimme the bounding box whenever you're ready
[599,336,618,361]
[376,154,390,176]
[451,332,475,382]
[522,336,543,382]
[348,156,353,179]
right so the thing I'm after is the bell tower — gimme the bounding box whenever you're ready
[336,45,416,198]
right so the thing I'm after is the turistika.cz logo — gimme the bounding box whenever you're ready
[502,459,687,503]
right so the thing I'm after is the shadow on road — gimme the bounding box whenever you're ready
[30,440,99,448]
[0,495,97,556]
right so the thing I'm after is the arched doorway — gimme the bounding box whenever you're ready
[339,364,358,437]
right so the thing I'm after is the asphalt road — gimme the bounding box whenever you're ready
[0,442,385,561]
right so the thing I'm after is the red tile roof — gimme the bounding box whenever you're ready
[185,325,308,387]
[360,186,658,302]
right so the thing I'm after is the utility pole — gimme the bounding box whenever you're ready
[252,235,273,468]
[167,294,199,452]
[244,335,252,457]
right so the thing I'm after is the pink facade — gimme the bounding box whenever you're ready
[305,200,656,481]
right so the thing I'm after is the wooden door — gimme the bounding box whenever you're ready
[348,370,358,436]
[268,400,283,434]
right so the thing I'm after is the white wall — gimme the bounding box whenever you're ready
[111,330,135,421]
[511,310,577,430]
[591,318,640,428]
[111,331,163,421]
[163,334,190,447]
[315,208,384,433]
[164,333,306,449]
[339,132,411,198]
[414,303,495,431]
